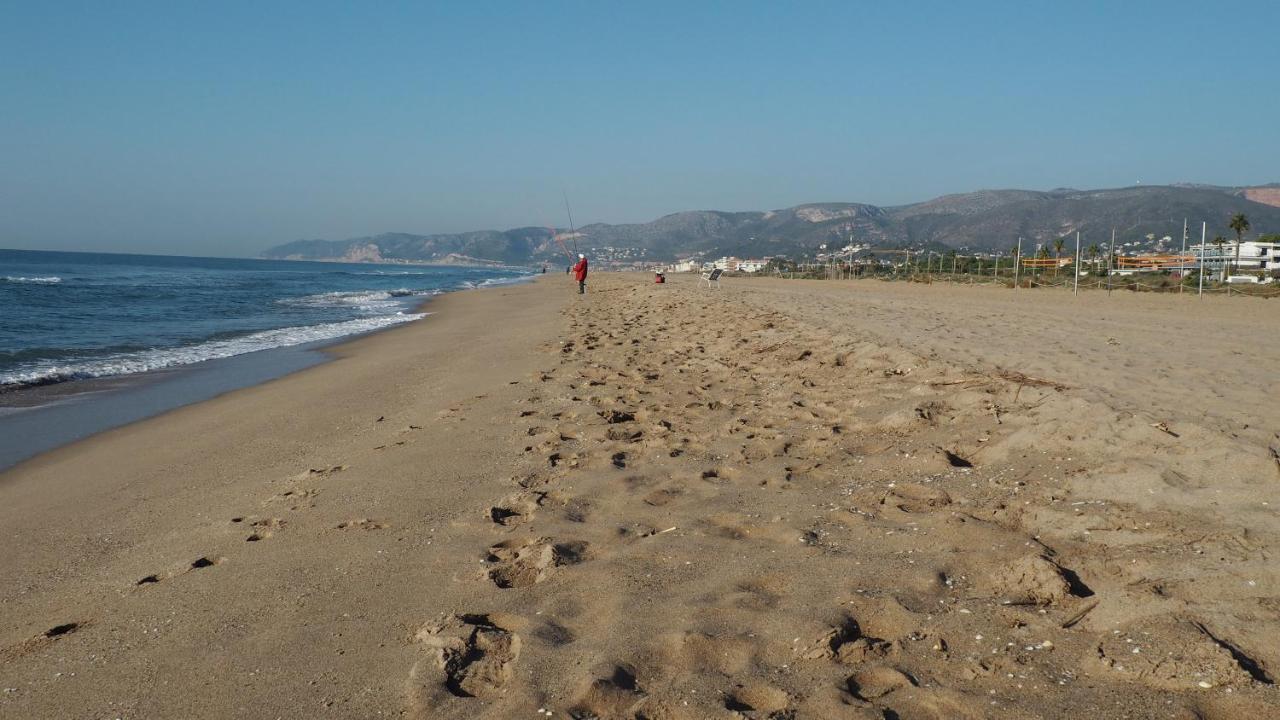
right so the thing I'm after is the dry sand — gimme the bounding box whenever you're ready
[2,273,1279,719]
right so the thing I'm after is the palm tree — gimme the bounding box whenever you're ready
[1213,235,1228,282]
[1053,237,1066,279]
[1087,243,1101,275]
[1229,213,1250,275]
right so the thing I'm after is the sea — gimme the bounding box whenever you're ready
[0,249,532,469]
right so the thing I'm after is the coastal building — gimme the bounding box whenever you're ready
[1189,240,1280,273]
[711,256,771,273]
[1108,240,1280,276]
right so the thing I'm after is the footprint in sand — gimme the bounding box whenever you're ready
[336,518,388,530]
[598,409,636,424]
[435,407,465,422]
[569,664,647,719]
[605,427,643,442]
[415,613,523,698]
[301,465,346,478]
[246,517,286,541]
[188,556,225,570]
[0,622,89,663]
[1094,615,1268,690]
[642,485,684,507]
[799,611,900,666]
[847,666,916,701]
[548,451,585,469]
[985,554,1092,606]
[487,491,547,526]
[268,486,321,509]
[725,681,791,715]
[484,537,590,588]
[881,483,953,513]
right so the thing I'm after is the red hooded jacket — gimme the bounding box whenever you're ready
[572,257,588,282]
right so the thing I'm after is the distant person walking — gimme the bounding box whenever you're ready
[571,253,588,294]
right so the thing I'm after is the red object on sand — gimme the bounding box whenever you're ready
[572,258,588,281]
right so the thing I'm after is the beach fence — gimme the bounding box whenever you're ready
[796,241,1280,298]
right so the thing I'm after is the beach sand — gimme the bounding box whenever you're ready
[2,274,1279,718]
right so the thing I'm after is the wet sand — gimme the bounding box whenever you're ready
[2,274,1279,719]
[0,343,326,472]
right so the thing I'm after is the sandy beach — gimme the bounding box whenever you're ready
[3,274,1279,719]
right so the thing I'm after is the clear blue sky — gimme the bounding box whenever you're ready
[2,1,1277,256]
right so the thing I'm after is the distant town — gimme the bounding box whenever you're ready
[582,235,1279,285]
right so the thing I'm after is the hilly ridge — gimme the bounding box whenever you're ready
[263,184,1280,265]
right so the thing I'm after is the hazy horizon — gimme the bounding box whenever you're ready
[3,2,1278,257]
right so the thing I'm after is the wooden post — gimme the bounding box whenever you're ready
[1180,218,1187,295]
[1073,231,1081,296]
[1198,221,1206,298]
[1013,238,1022,290]
[1106,229,1115,296]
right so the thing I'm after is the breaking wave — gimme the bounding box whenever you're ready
[0,313,425,389]
[278,288,434,313]
[3,275,62,284]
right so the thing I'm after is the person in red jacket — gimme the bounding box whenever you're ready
[572,253,588,294]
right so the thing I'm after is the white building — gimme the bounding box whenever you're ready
[1190,240,1280,273]
[710,256,770,273]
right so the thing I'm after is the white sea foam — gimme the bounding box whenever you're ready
[282,276,525,311]
[279,288,425,313]
[0,313,425,388]
[3,275,62,284]
[476,275,531,288]
[458,275,533,290]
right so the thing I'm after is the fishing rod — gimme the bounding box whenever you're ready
[548,225,573,261]
[563,190,579,255]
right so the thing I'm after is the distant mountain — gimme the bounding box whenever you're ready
[1236,185,1280,208]
[262,184,1280,264]
[263,228,559,265]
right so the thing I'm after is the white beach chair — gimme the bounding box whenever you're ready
[699,268,723,289]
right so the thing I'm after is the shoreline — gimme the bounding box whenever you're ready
[0,278,529,474]
[0,343,328,474]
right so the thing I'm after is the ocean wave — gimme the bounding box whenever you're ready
[476,275,531,287]
[3,275,62,284]
[459,275,534,290]
[0,313,425,389]
[279,288,428,311]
